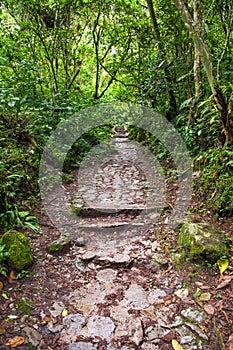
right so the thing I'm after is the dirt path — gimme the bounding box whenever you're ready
[0,128,232,350]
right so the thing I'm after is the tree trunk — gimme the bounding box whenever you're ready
[146,0,177,119]
[93,12,101,99]
[174,0,233,144]
[193,0,201,100]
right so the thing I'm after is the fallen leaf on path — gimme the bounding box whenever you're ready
[172,339,184,350]
[226,334,233,350]
[200,285,211,290]
[130,253,139,258]
[174,288,189,299]
[163,330,178,341]
[41,316,51,325]
[7,315,19,320]
[217,259,229,282]
[0,327,6,335]
[141,308,158,321]
[198,324,207,333]
[5,336,25,348]
[216,277,232,290]
[204,304,215,316]
[61,308,68,317]
[2,292,8,299]
[198,292,211,302]
[8,270,16,283]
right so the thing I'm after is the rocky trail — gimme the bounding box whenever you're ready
[0,127,233,350]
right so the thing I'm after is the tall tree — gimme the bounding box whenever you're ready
[146,0,177,118]
[174,0,233,143]
[193,0,201,100]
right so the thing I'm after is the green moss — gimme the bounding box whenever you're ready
[70,203,82,215]
[47,243,63,252]
[190,242,204,257]
[47,238,71,252]
[17,298,33,316]
[178,222,229,264]
[1,230,33,271]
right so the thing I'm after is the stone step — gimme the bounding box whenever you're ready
[76,221,135,228]
[70,206,161,228]
[71,204,163,213]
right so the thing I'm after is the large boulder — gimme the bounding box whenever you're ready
[1,230,33,270]
[177,222,229,263]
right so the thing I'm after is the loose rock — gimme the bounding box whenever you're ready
[68,342,96,350]
[114,317,143,345]
[86,316,115,338]
[124,283,149,309]
[22,326,42,347]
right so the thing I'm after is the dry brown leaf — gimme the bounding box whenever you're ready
[198,324,207,333]
[226,343,233,350]
[200,285,211,290]
[216,278,232,290]
[164,299,172,306]
[198,292,211,302]
[8,270,16,283]
[226,334,233,350]
[163,330,179,342]
[223,275,233,280]
[141,308,158,322]
[0,327,6,335]
[130,253,139,258]
[41,316,51,325]
[204,304,215,316]
[195,281,203,287]
[5,336,25,348]
[0,281,3,291]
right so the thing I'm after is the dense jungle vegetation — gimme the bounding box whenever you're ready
[0,0,232,250]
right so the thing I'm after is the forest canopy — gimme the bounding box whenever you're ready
[0,0,233,230]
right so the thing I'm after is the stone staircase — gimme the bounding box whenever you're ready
[44,126,210,350]
[67,126,165,234]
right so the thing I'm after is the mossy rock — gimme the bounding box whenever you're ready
[178,222,229,263]
[1,230,33,271]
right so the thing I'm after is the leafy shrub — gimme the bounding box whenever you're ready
[194,147,233,217]
[0,132,39,231]
[63,125,114,171]
[0,239,8,277]
[175,97,224,153]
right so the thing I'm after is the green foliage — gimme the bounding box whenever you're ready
[0,135,39,231]
[175,96,223,153]
[194,147,233,217]
[0,239,9,277]
[16,269,33,279]
[0,0,232,231]
[63,125,113,170]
